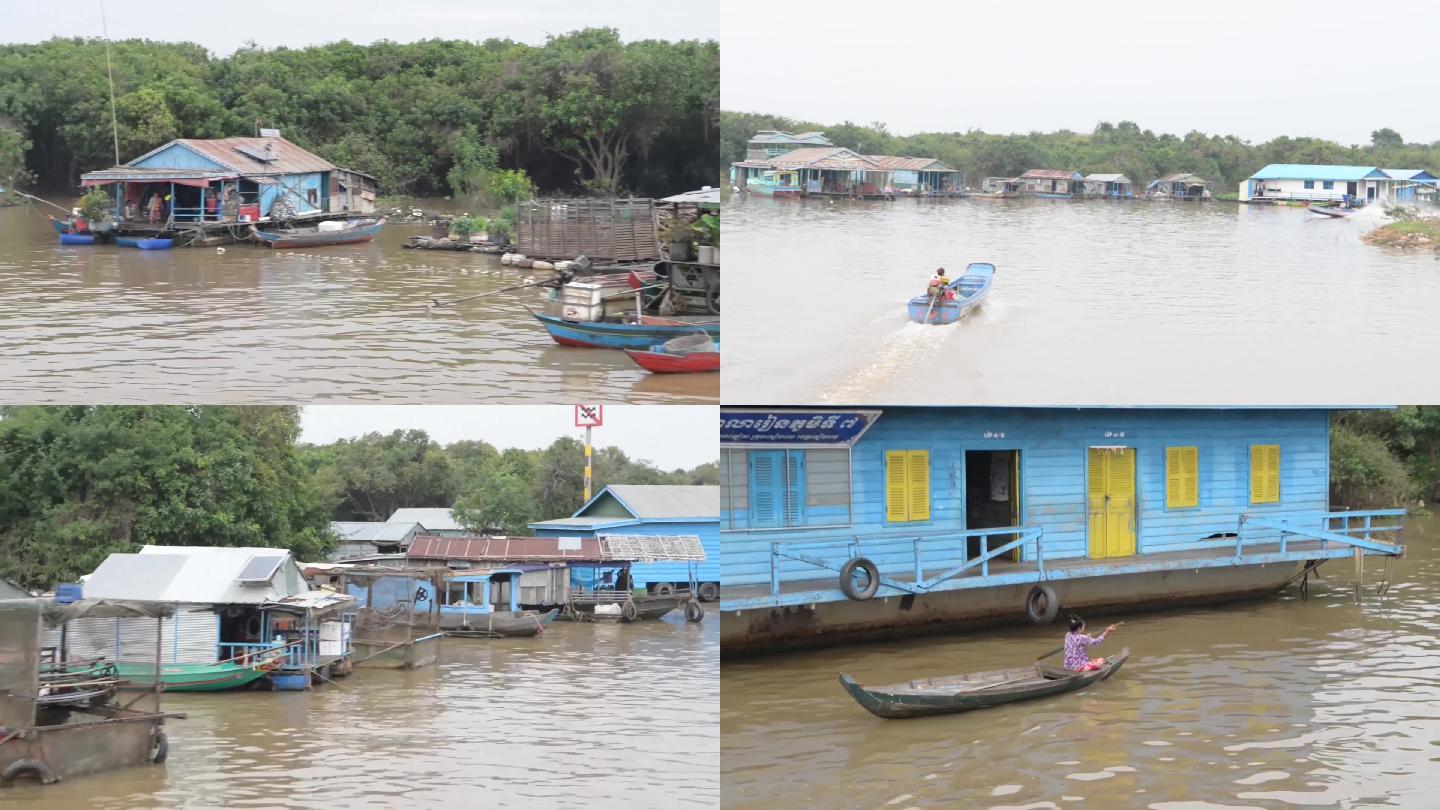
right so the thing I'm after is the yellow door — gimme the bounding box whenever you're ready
[1087,448,1137,559]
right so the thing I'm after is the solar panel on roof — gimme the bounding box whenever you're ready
[236,554,285,586]
[232,144,275,163]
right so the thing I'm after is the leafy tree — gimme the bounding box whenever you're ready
[306,430,454,521]
[1371,128,1403,149]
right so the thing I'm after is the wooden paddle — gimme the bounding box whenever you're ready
[429,277,556,308]
[1037,620,1125,662]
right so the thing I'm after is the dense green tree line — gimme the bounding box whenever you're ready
[0,30,718,197]
[722,112,1440,191]
[1331,408,1440,508]
[0,408,716,588]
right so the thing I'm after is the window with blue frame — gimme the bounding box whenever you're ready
[1303,180,1315,189]
[1322,181,1334,190]
[721,448,852,529]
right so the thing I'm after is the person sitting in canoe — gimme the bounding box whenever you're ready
[927,268,953,301]
[1063,614,1119,672]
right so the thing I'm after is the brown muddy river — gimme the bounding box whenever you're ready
[720,513,1440,808]
[0,203,715,403]
[723,196,1440,406]
[1,617,718,808]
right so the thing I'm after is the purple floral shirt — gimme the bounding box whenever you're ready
[1063,632,1102,670]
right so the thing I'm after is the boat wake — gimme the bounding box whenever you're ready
[818,321,956,404]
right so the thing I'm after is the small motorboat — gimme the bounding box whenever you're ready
[1308,204,1351,218]
[838,646,1130,719]
[907,262,995,324]
[528,307,719,350]
[252,217,385,249]
[624,333,719,373]
[443,608,559,639]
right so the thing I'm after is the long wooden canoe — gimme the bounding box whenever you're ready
[839,646,1130,719]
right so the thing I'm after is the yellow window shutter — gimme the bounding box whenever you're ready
[907,451,930,522]
[1165,448,1182,509]
[1183,447,1199,507]
[1251,445,1280,504]
[1087,448,1106,499]
[1266,445,1281,503]
[885,451,909,522]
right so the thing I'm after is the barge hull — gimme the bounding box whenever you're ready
[721,560,1305,656]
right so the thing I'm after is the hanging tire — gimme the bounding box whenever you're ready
[1,759,57,786]
[621,601,638,622]
[684,600,705,623]
[150,731,169,764]
[838,557,880,601]
[697,582,719,602]
[244,615,263,637]
[1026,584,1059,624]
[652,583,675,597]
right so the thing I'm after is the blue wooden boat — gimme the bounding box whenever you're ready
[746,169,802,198]
[59,234,96,246]
[907,262,995,324]
[50,217,71,235]
[529,308,720,350]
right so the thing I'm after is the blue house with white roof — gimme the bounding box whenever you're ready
[530,484,720,601]
[1240,164,1393,204]
[719,407,1406,654]
[1384,169,1439,202]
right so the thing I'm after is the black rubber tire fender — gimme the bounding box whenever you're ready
[151,731,169,764]
[652,583,675,597]
[1,759,58,786]
[697,581,719,602]
[838,557,881,601]
[684,600,705,623]
[1026,584,1060,624]
[621,601,638,622]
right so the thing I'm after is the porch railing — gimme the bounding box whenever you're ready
[1237,508,1406,557]
[768,526,1044,598]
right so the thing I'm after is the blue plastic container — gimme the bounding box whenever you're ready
[269,672,310,691]
[53,582,83,604]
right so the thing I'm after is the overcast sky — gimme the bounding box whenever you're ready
[5,0,715,54]
[299,405,716,470]
[723,0,1439,145]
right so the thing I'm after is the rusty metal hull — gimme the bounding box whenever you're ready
[722,560,1304,656]
[0,711,168,786]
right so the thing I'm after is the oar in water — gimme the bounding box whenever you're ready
[428,278,555,308]
[923,291,938,324]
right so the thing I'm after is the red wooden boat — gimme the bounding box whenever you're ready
[624,333,719,373]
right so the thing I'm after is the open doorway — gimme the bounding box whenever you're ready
[965,450,1021,561]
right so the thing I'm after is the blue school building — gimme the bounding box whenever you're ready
[719,407,1405,654]
[530,485,720,601]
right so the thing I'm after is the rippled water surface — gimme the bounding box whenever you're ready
[1,617,718,809]
[720,514,1440,808]
[0,204,715,403]
[723,196,1440,405]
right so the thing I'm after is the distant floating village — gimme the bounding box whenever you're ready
[730,130,1439,205]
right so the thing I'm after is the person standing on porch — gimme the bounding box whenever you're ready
[147,193,162,225]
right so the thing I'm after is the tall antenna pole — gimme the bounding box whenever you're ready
[100,0,120,165]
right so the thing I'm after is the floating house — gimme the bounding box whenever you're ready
[79,134,377,233]
[764,147,892,198]
[1383,169,1439,202]
[61,546,354,690]
[1019,169,1085,198]
[866,156,963,195]
[530,484,721,600]
[386,507,470,537]
[1146,173,1213,200]
[980,177,1023,195]
[330,521,424,560]
[718,407,1406,654]
[1083,173,1135,199]
[1239,164,1392,204]
[730,130,835,187]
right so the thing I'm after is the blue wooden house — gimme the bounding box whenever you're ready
[530,484,720,601]
[80,134,376,229]
[719,407,1405,654]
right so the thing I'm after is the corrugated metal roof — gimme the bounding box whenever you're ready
[1248,164,1387,181]
[1384,169,1438,181]
[1,579,31,599]
[865,155,955,172]
[1085,173,1130,183]
[332,522,421,544]
[80,167,235,182]
[131,137,337,175]
[1153,173,1211,184]
[263,591,355,613]
[87,546,308,604]
[387,508,462,531]
[768,148,883,170]
[660,188,721,206]
[409,535,604,562]
[1021,169,1084,180]
[407,533,705,563]
[589,485,719,519]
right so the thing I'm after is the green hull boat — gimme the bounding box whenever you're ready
[114,661,268,692]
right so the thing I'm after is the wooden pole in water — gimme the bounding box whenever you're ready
[1354,547,1363,604]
